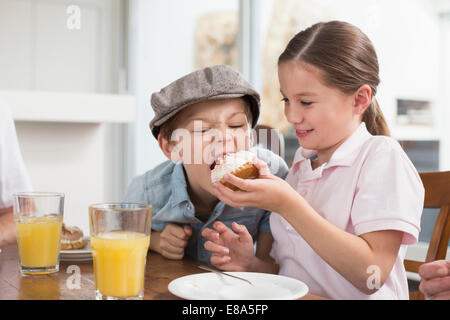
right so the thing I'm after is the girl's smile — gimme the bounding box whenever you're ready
[295,129,314,139]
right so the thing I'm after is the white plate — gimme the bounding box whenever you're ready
[60,238,92,262]
[168,272,308,300]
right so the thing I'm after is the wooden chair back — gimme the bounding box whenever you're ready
[404,171,450,300]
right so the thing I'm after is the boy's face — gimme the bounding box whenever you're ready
[164,98,252,195]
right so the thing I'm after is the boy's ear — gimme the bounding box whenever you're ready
[158,135,178,160]
[353,84,372,115]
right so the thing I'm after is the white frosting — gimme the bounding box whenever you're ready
[211,151,254,183]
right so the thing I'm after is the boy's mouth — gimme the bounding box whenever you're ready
[209,153,230,171]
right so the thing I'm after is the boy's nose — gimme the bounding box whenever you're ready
[217,131,233,143]
[214,127,237,153]
[213,125,233,142]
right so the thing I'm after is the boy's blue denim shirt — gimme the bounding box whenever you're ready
[124,146,289,265]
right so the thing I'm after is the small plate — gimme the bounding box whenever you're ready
[168,272,308,300]
[60,238,92,262]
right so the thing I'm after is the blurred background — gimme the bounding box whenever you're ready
[0,0,449,283]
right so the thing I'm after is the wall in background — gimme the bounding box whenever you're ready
[0,0,128,234]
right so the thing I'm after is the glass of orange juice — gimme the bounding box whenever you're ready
[89,203,152,300]
[14,192,64,275]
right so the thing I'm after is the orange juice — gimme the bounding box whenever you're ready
[16,215,62,270]
[91,231,150,298]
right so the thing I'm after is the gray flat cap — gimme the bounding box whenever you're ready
[149,64,260,139]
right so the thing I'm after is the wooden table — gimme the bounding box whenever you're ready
[0,244,324,300]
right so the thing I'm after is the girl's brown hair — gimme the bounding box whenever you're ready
[278,21,390,136]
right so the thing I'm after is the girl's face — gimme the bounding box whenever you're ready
[278,60,362,160]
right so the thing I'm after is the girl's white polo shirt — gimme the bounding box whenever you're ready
[270,122,424,299]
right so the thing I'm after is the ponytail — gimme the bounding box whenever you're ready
[362,98,390,136]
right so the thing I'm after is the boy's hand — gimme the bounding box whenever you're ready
[202,221,255,271]
[211,158,299,213]
[159,224,192,260]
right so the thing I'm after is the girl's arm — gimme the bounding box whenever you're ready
[213,160,403,294]
[280,192,403,294]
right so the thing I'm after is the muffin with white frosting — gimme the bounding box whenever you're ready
[210,151,259,191]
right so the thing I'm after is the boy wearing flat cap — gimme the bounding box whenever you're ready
[124,65,288,265]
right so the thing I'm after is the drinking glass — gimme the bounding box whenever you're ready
[14,192,64,275]
[89,203,152,300]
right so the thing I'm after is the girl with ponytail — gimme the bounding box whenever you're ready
[202,21,424,300]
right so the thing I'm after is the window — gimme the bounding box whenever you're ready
[128,0,239,176]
